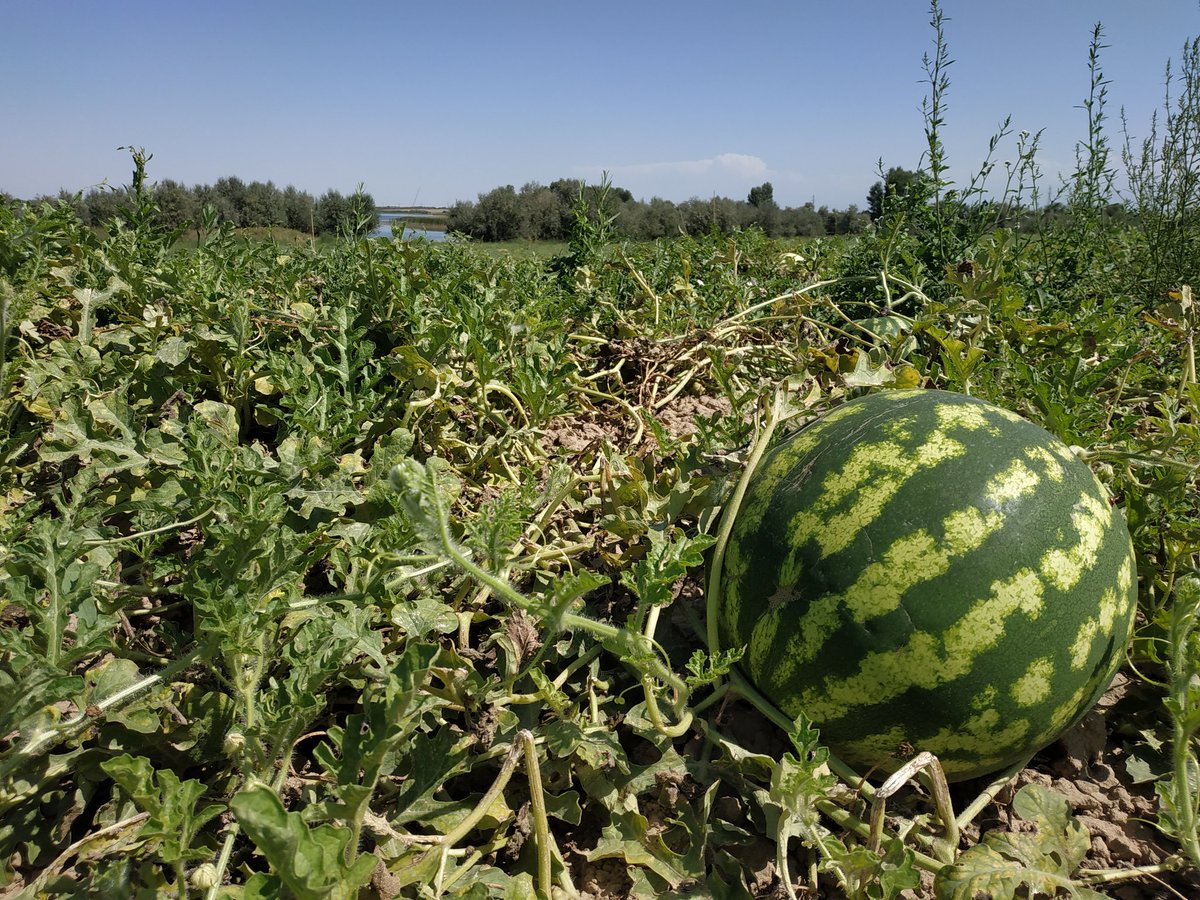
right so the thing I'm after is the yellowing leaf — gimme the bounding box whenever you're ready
[893,365,922,388]
[843,351,894,388]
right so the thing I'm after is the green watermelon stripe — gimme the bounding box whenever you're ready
[787,567,1047,723]
[730,400,873,540]
[789,431,967,559]
[808,503,1135,774]
[748,454,1052,689]
[811,493,1133,734]
[1038,492,1112,592]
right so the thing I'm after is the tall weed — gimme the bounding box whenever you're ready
[1124,37,1200,298]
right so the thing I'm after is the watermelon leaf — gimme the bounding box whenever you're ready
[230,785,377,900]
[684,646,744,689]
[585,809,690,889]
[821,837,922,899]
[842,349,895,387]
[934,783,1104,899]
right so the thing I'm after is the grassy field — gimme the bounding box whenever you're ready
[1,153,1199,896]
[3,17,1200,895]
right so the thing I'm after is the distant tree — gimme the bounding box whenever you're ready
[281,185,316,233]
[678,198,714,235]
[446,199,480,236]
[316,190,349,235]
[780,202,825,237]
[714,196,750,232]
[521,182,567,240]
[153,178,198,230]
[754,200,782,236]
[614,200,648,240]
[243,180,286,228]
[867,166,919,221]
[746,183,781,234]
[194,183,236,224]
[476,185,525,241]
[214,176,249,225]
[644,196,683,238]
[818,205,835,234]
[444,176,891,242]
[548,178,584,235]
[747,182,774,208]
[80,187,127,225]
[836,204,870,235]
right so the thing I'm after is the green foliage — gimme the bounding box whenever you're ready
[1154,577,1200,869]
[1,12,1199,898]
[447,175,852,241]
[867,167,919,222]
[73,164,369,237]
[747,182,775,208]
[102,753,224,867]
[231,785,377,899]
[935,784,1107,899]
[1124,36,1200,297]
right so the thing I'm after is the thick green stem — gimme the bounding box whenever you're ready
[818,800,946,874]
[1076,856,1187,886]
[519,730,558,899]
[689,682,731,717]
[1169,578,1200,869]
[204,824,240,900]
[442,739,523,848]
[424,467,685,696]
[729,669,872,800]
[706,390,791,653]
[955,755,1031,830]
[641,676,694,738]
[717,279,841,328]
[83,504,217,547]
[1173,716,1200,870]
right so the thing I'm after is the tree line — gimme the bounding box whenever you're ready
[446,179,872,242]
[7,167,948,243]
[67,177,377,237]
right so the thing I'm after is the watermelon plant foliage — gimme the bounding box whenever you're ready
[1,9,1200,896]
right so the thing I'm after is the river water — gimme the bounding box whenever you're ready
[370,212,449,241]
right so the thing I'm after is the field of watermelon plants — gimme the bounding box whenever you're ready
[4,75,1200,895]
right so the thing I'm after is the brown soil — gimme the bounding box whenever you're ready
[711,672,1199,899]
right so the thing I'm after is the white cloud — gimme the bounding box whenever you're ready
[590,152,770,180]
[712,153,771,177]
[573,152,776,202]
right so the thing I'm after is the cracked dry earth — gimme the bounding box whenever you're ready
[684,669,1198,899]
[966,674,1200,900]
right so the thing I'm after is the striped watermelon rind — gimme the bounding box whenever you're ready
[717,389,1138,781]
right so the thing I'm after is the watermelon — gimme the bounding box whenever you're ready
[718,389,1138,781]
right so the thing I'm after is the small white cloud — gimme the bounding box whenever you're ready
[573,153,777,202]
[584,152,770,180]
[712,153,769,177]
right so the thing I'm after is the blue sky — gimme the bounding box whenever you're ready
[4,1,1198,209]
